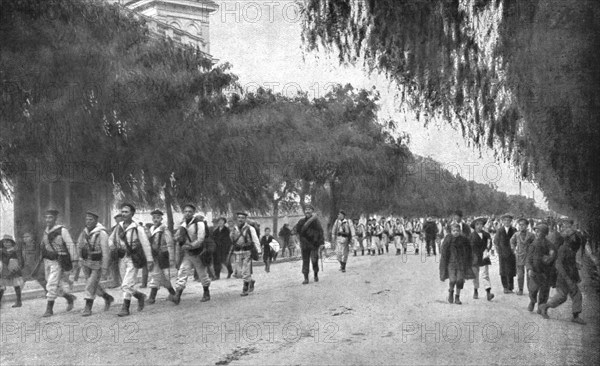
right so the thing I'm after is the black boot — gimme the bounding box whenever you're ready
[82,299,93,317]
[454,294,462,305]
[241,282,249,296]
[133,291,146,311]
[201,286,210,302]
[169,288,183,305]
[385,245,389,253]
[486,288,495,301]
[147,288,158,305]
[341,262,346,273]
[43,300,55,317]
[102,293,114,311]
[354,251,357,256]
[448,290,454,304]
[473,289,478,300]
[361,249,364,256]
[117,299,131,317]
[12,286,22,308]
[314,272,319,282]
[249,280,255,293]
[64,294,76,312]
[302,273,309,285]
[415,248,419,255]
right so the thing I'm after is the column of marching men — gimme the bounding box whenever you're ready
[0,205,590,325]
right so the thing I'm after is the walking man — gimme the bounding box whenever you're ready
[41,209,78,317]
[469,217,494,301]
[423,217,439,256]
[494,213,517,293]
[526,223,554,314]
[331,210,354,273]
[109,203,153,317]
[77,211,114,316]
[260,228,276,273]
[278,224,293,258]
[230,212,260,296]
[212,217,233,279]
[294,205,324,284]
[171,204,211,304]
[539,228,586,324]
[510,217,535,296]
[147,209,176,304]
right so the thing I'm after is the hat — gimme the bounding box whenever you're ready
[150,209,164,216]
[501,213,514,220]
[45,209,59,217]
[516,217,529,225]
[183,204,196,211]
[471,217,488,228]
[236,212,248,217]
[535,223,549,235]
[120,203,136,214]
[339,210,346,217]
[85,211,99,219]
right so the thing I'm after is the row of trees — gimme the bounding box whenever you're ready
[0,0,544,235]
[300,0,599,237]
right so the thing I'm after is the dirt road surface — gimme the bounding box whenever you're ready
[1,248,598,365]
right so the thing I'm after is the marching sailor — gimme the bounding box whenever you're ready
[172,204,211,304]
[147,209,176,305]
[331,210,355,273]
[77,211,114,316]
[109,203,153,317]
[229,212,260,296]
[41,209,78,317]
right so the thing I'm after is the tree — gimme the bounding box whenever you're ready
[301,0,599,239]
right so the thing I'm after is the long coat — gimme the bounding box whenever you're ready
[212,226,232,263]
[494,226,517,277]
[439,234,475,281]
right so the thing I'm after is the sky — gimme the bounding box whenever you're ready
[208,0,548,210]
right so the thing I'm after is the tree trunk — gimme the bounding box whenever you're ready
[328,179,339,235]
[165,187,174,232]
[272,197,280,237]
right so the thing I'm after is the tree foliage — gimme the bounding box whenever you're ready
[300,0,600,237]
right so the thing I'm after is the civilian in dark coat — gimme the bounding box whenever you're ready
[526,224,554,313]
[439,224,475,305]
[493,214,517,293]
[260,228,276,273]
[423,218,439,256]
[294,205,324,284]
[278,224,293,257]
[212,218,233,280]
[540,229,585,324]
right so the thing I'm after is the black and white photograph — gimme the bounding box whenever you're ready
[0,0,598,365]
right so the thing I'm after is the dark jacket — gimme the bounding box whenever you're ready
[423,221,439,239]
[1,239,24,279]
[294,215,324,250]
[526,237,556,285]
[469,231,491,267]
[439,234,475,281]
[212,226,232,262]
[555,244,580,285]
[278,226,292,240]
[260,235,274,252]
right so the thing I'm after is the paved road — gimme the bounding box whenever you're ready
[1,248,598,365]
